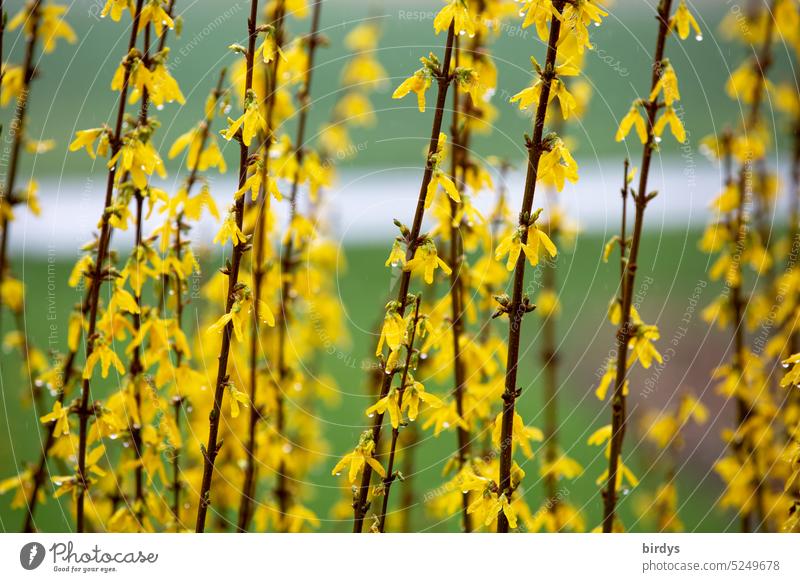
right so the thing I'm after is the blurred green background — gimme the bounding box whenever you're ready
[1,0,787,532]
[4,0,794,178]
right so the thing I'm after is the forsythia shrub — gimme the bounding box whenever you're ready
[1,0,800,535]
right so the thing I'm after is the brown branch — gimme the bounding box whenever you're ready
[237,0,289,533]
[377,296,421,532]
[725,0,777,533]
[398,422,418,532]
[496,0,566,533]
[446,35,472,533]
[352,22,457,533]
[168,67,226,530]
[272,0,324,531]
[194,0,260,533]
[75,0,146,533]
[126,20,153,528]
[602,0,674,533]
[0,0,41,341]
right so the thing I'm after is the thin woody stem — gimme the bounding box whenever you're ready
[0,0,41,342]
[541,250,558,506]
[620,158,630,282]
[237,0,286,533]
[377,296,421,532]
[163,67,226,530]
[157,0,176,53]
[352,23,457,533]
[75,0,146,533]
[271,0,323,531]
[496,0,566,534]
[726,0,776,534]
[602,0,673,533]
[128,20,152,527]
[22,349,79,532]
[194,0,260,534]
[447,35,472,532]
[398,422,418,532]
[541,115,566,518]
[0,1,44,422]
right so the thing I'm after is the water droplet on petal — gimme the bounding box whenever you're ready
[695,34,703,41]
[443,422,450,429]
[367,413,375,418]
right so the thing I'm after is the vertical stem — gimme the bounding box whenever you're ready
[446,34,472,533]
[601,0,673,533]
[0,0,41,341]
[726,0,776,533]
[194,0,259,534]
[541,254,558,505]
[377,297,421,532]
[398,422,418,532]
[75,0,146,533]
[352,23,456,533]
[497,0,566,533]
[166,67,226,530]
[269,0,323,530]
[127,20,152,525]
[236,0,286,531]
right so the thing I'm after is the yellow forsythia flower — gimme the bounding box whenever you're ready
[227,384,250,419]
[213,211,247,247]
[404,240,452,284]
[669,0,702,40]
[649,63,681,106]
[331,432,385,484]
[433,0,476,36]
[40,401,70,437]
[376,308,405,356]
[83,340,125,379]
[615,105,648,143]
[392,69,431,113]
[385,240,406,268]
[653,107,686,142]
[223,96,266,147]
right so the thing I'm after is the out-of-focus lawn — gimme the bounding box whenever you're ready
[1,230,734,532]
